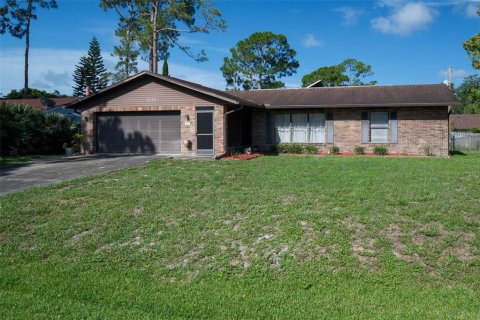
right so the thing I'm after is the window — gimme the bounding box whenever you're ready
[274,112,325,143]
[370,112,389,143]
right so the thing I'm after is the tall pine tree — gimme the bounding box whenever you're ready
[1,0,58,97]
[72,37,108,96]
[72,56,91,97]
[111,22,139,83]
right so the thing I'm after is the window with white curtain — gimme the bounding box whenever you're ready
[370,112,389,143]
[274,113,291,143]
[309,113,326,143]
[273,112,325,143]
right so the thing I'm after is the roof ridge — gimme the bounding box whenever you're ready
[225,83,448,93]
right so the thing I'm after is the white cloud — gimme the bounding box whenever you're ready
[168,63,226,89]
[335,7,364,26]
[302,34,322,48]
[438,68,471,80]
[466,3,480,17]
[0,47,227,95]
[371,2,437,36]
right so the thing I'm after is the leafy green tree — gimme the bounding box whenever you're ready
[301,58,377,87]
[301,65,349,87]
[340,59,377,86]
[72,37,109,96]
[4,88,66,99]
[221,31,299,90]
[101,0,226,74]
[462,7,480,70]
[0,0,58,98]
[453,75,480,114]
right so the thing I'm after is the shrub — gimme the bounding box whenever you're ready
[329,145,340,154]
[354,146,365,155]
[275,144,287,154]
[0,103,79,156]
[287,144,304,154]
[470,127,480,133]
[373,145,388,156]
[72,133,83,153]
[423,145,433,156]
[274,143,304,154]
[304,145,318,154]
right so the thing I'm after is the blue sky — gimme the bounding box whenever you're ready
[0,0,479,95]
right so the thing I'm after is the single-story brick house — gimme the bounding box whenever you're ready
[69,71,458,157]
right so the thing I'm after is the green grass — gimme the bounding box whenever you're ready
[0,155,34,167]
[1,154,479,319]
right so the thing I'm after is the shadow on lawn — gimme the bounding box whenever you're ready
[449,150,467,156]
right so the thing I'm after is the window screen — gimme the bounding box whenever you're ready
[370,112,389,143]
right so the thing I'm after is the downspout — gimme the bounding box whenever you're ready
[215,105,244,159]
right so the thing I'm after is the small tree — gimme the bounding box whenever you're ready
[72,37,109,96]
[221,31,299,90]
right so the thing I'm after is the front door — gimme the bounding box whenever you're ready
[196,107,214,155]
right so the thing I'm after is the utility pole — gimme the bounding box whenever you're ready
[448,66,452,87]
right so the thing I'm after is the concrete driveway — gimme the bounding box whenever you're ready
[0,154,209,195]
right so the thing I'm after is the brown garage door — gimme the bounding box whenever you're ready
[96,112,181,154]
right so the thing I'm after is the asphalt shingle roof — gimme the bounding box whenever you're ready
[226,84,458,109]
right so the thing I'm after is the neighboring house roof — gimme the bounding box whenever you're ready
[2,97,78,110]
[69,71,260,109]
[43,106,81,121]
[306,79,324,88]
[450,114,480,130]
[227,84,459,109]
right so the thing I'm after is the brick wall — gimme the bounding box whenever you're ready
[252,106,449,156]
[81,105,225,156]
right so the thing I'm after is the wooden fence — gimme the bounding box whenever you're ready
[450,132,480,151]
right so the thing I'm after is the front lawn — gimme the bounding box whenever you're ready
[1,154,479,319]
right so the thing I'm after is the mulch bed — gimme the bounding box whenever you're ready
[315,152,427,157]
[221,153,263,160]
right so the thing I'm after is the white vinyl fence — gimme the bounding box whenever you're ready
[450,132,480,151]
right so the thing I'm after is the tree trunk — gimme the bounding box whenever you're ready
[125,28,130,78]
[151,1,158,73]
[23,0,33,98]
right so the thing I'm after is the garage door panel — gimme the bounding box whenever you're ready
[97,112,180,154]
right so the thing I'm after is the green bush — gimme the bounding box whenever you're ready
[72,133,83,153]
[470,127,480,133]
[329,145,340,154]
[0,103,79,156]
[288,144,304,154]
[373,145,388,156]
[354,146,365,155]
[275,143,305,154]
[304,145,318,154]
[275,144,287,153]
